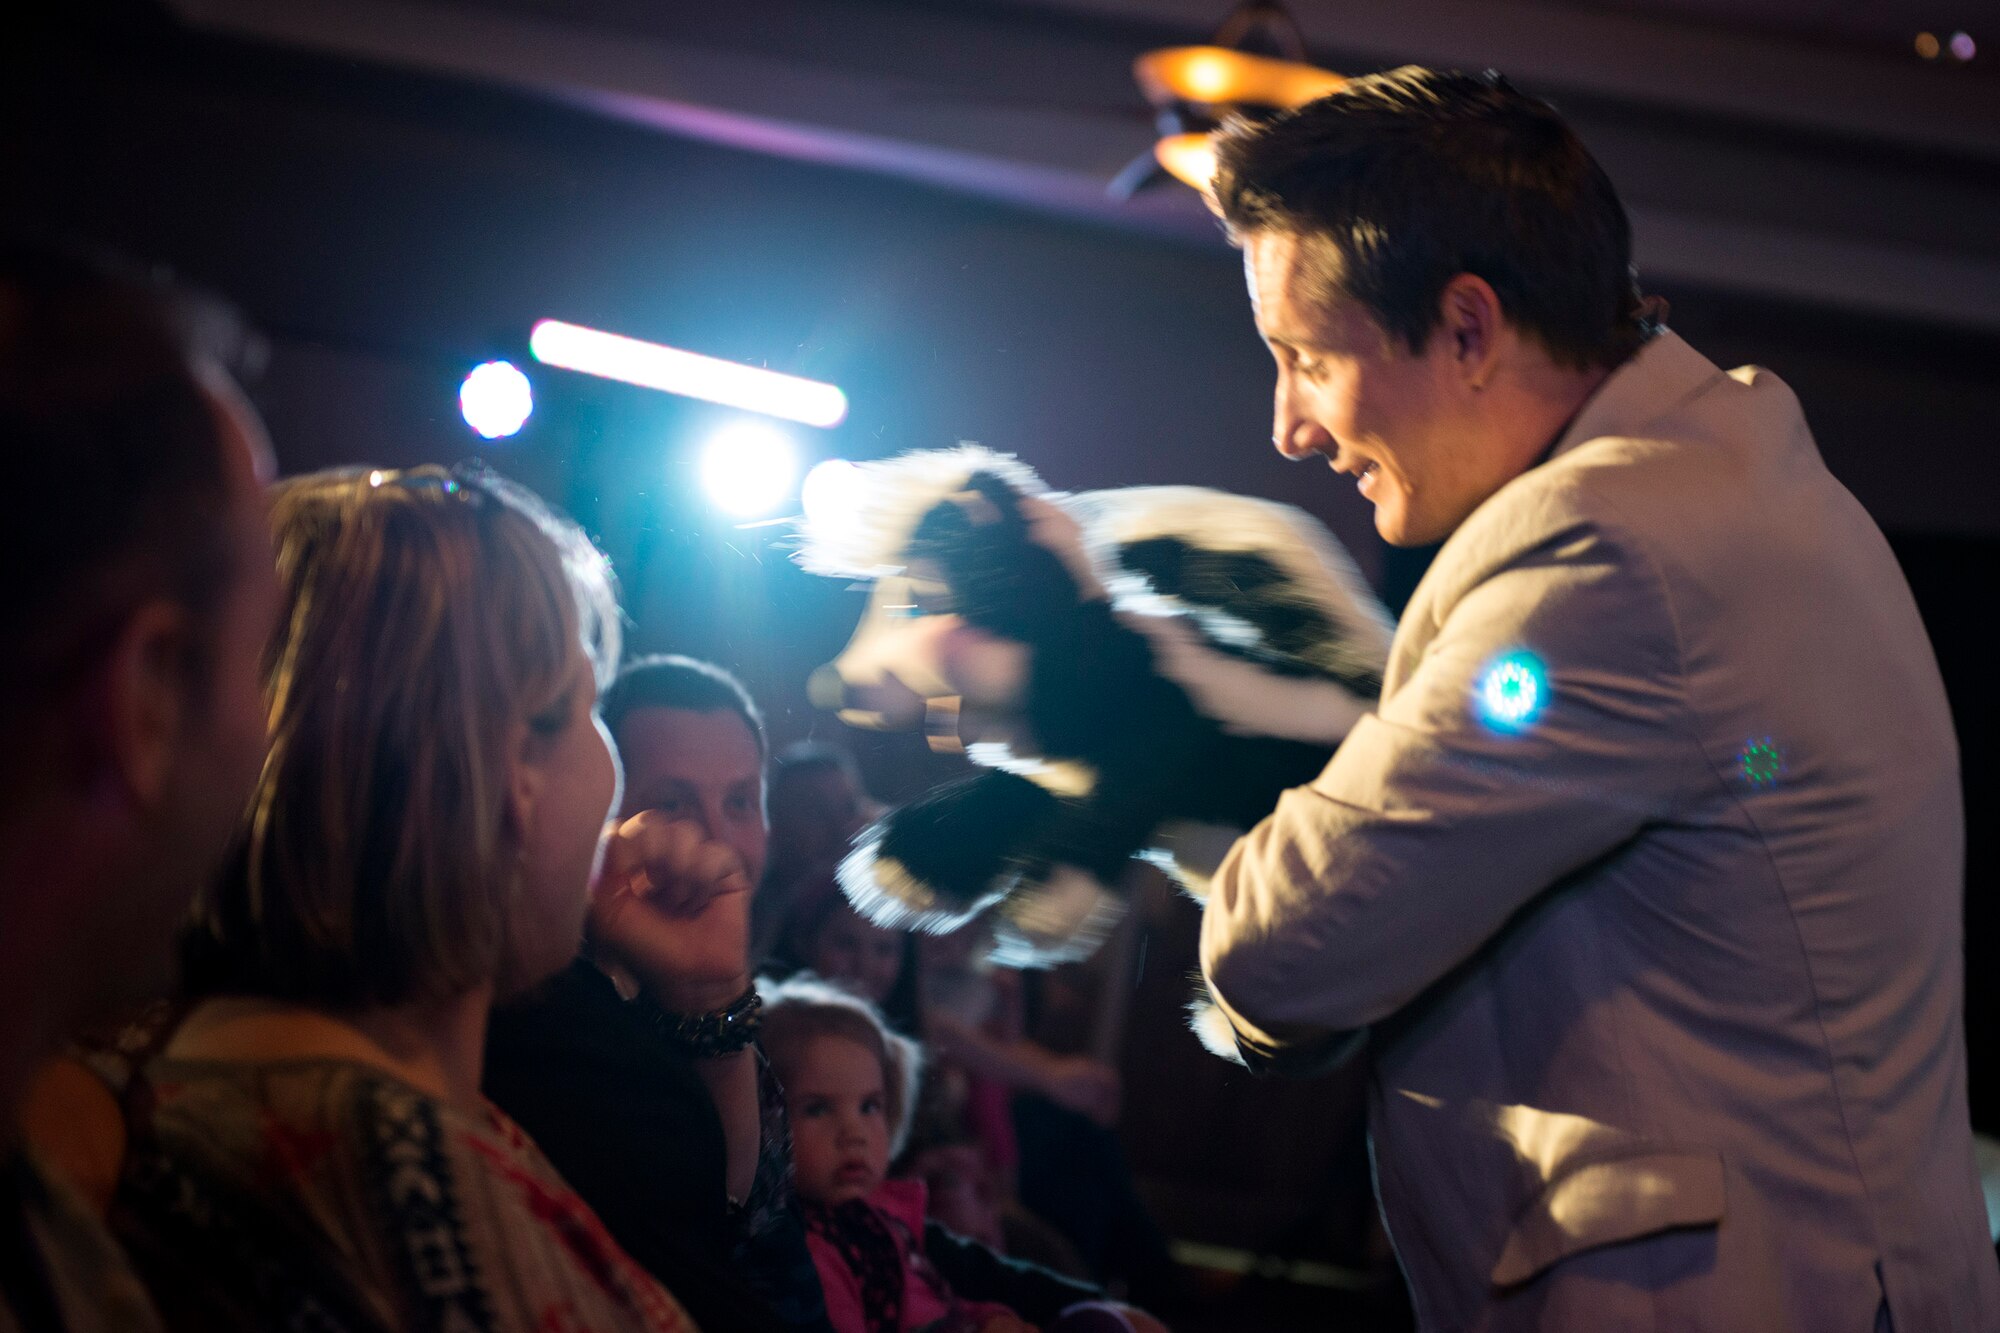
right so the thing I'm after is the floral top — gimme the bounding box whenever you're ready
[109,1056,696,1333]
[0,1152,162,1333]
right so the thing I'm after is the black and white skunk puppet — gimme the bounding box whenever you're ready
[799,445,1394,974]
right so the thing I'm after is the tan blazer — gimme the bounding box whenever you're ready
[1201,331,2000,1331]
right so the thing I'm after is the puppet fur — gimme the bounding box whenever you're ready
[799,446,1394,1037]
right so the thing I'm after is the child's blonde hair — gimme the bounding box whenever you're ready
[760,974,923,1159]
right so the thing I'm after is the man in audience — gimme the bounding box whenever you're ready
[1194,68,1999,1328]
[485,655,832,1333]
[0,245,275,1330]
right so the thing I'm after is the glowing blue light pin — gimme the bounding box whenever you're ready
[1476,651,1548,733]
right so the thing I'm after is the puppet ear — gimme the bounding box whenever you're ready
[837,768,1061,932]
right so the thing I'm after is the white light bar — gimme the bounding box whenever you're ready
[529,319,848,428]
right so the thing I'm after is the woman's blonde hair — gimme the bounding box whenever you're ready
[182,465,619,1008]
[759,974,923,1159]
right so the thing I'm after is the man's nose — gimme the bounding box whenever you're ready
[686,796,727,844]
[1272,378,1330,460]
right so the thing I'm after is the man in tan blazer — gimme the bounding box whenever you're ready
[1196,68,2000,1330]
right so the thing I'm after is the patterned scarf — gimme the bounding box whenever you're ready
[802,1197,904,1333]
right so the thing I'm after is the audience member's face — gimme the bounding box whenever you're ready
[785,1034,891,1206]
[808,904,905,1007]
[103,377,278,1007]
[614,706,767,885]
[773,765,868,863]
[505,643,620,992]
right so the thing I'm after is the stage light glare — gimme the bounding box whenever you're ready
[1916,31,1942,57]
[801,459,865,531]
[459,361,534,439]
[700,420,799,517]
[1950,31,1975,59]
[530,319,848,428]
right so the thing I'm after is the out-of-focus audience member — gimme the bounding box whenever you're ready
[778,872,921,1033]
[0,245,274,1333]
[763,977,1166,1333]
[485,655,833,1333]
[756,742,880,966]
[111,465,694,1331]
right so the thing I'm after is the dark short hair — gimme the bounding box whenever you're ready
[772,741,861,785]
[601,655,766,757]
[1212,66,1652,369]
[0,243,259,752]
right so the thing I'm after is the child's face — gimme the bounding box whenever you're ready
[808,906,906,1007]
[785,1035,892,1206]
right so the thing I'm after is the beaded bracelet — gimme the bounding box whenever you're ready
[639,984,763,1057]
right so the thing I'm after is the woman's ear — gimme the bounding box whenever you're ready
[503,717,543,847]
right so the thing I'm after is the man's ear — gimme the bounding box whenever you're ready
[1437,273,1505,391]
[94,599,198,810]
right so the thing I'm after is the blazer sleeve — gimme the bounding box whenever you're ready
[1200,510,1693,1063]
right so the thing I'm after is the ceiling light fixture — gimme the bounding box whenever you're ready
[1115,1,1346,198]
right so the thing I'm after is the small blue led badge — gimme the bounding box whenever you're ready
[1738,736,1786,788]
[1475,651,1549,734]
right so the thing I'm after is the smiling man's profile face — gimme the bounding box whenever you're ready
[1247,229,1495,548]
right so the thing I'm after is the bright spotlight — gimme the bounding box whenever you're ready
[530,319,848,428]
[459,361,533,439]
[700,420,799,517]
[801,459,865,530]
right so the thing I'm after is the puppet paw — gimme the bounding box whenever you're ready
[837,768,1059,933]
[988,866,1125,968]
[1186,983,1249,1067]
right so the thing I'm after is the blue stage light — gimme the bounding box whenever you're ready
[801,459,863,530]
[530,319,848,428]
[700,419,799,517]
[1476,651,1548,733]
[459,361,533,439]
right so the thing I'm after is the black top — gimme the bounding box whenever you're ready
[923,1220,1101,1324]
[483,959,831,1333]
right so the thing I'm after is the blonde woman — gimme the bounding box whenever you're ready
[102,466,696,1332]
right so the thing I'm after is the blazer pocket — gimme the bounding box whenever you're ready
[1491,1148,1726,1288]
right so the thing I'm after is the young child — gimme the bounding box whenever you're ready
[760,977,1163,1333]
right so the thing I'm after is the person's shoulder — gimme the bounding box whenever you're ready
[1424,455,1663,617]
[485,959,707,1103]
